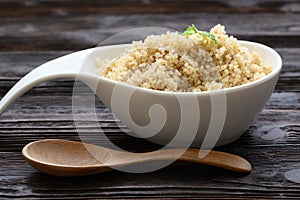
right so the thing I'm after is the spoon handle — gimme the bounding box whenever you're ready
[130,149,252,173]
[0,49,91,116]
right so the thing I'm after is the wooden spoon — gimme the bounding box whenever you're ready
[22,139,252,177]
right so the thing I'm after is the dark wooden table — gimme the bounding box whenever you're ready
[0,0,299,199]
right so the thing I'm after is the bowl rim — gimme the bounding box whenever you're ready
[93,40,282,96]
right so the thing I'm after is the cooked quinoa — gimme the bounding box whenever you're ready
[97,24,272,92]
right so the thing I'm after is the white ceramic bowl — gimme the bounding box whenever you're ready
[0,41,282,148]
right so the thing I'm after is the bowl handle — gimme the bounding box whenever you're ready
[0,48,93,116]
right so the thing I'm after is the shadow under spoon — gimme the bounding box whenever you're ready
[22,139,252,177]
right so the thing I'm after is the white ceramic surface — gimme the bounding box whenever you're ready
[0,41,282,148]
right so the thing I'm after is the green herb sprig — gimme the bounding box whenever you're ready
[183,24,217,44]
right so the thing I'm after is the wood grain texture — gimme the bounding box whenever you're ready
[0,0,299,199]
[1,13,300,51]
[0,0,300,17]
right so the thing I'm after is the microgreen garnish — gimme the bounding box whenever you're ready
[183,24,217,44]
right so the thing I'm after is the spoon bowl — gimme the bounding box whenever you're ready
[22,139,252,177]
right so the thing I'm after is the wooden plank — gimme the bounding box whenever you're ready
[0,0,300,17]
[0,13,300,51]
[0,51,70,78]
[1,13,299,37]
